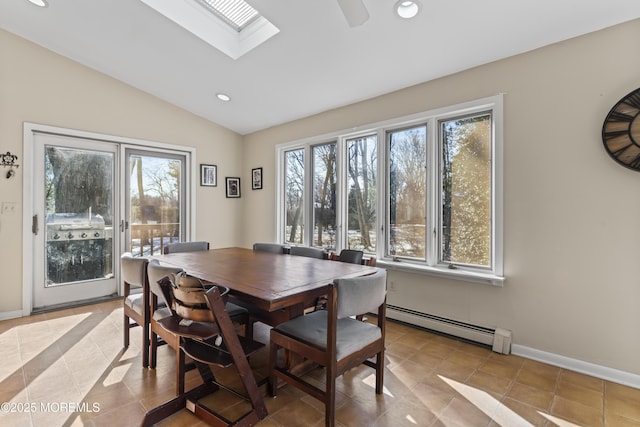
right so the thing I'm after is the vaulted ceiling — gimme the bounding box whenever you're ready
[2,0,639,135]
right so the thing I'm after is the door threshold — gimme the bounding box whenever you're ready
[32,294,121,314]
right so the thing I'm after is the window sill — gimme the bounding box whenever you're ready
[376,259,505,287]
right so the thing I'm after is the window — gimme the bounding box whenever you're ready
[194,0,260,32]
[346,135,377,253]
[312,143,337,249]
[388,125,427,259]
[277,95,503,283]
[284,148,304,244]
[440,113,492,269]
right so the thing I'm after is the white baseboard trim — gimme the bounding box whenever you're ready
[512,344,640,389]
[0,310,24,322]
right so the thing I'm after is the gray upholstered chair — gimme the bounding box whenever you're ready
[253,242,286,254]
[289,245,326,259]
[121,253,150,367]
[333,249,363,264]
[269,270,387,427]
[163,241,209,254]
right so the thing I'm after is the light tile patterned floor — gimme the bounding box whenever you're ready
[0,299,639,426]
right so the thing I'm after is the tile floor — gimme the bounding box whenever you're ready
[0,299,639,427]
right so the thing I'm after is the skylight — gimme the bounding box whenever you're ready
[139,0,279,60]
[193,0,259,32]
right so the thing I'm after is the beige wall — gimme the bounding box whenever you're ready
[242,19,640,375]
[0,29,244,314]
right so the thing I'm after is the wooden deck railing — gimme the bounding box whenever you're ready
[130,223,180,257]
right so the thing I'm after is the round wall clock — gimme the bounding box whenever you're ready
[602,88,640,171]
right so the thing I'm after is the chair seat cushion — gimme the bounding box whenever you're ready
[124,293,144,314]
[274,311,381,360]
[153,306,172,320]
[226,302,249,318]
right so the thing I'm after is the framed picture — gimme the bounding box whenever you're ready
[226,177,241,198]
[252,167,263,190]
[200,164,217,187]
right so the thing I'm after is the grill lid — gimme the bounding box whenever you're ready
[46,213,106,241]
[46,213,106,230]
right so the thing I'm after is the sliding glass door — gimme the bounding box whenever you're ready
[124,148,187,257]
[29,128,191,311]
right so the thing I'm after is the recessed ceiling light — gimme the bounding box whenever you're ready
[216,93,231,102]
[395,0,420,19]
[27,0,48,7]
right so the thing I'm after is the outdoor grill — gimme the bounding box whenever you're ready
[46,213,107,284]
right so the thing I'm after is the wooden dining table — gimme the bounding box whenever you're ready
[150,246,380,323]
[143,247,379,425]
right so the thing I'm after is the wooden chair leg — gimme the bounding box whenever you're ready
[176,342,185,396]
[325,368,336,427]
[375,351,384,394]
[123,315,130,349]
[268,341,279,397]
[142,325,149,368]
[150,331,158,369]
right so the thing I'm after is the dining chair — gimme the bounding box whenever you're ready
[163,241,209,254]
[147,260,252,390]
[121,253,150,367]
[253,242,286,254]
[332,249,364,264]
[329,249,376,267]
[289,245,327,259]
[269,269,387,427]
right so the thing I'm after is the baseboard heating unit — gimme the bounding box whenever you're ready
[386,305,512,354]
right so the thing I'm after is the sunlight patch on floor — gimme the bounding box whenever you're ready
[438,375,533,426]
[102,363,131,387]
[539,413,583,427]
[362,373,395,397]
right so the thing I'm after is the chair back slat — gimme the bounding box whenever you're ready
[147,259,184,299]
[121,253,148,288]
[253,242,286,254]
[289,246,326,259]
[334,270,386,319]
[163,241,209,254]
[338,249,364,265]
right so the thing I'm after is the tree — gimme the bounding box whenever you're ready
[347,137,377,251]
[46,147,113,224]
[313,144,336,247]
[442,114,491,266]
[285,149,305,243]
[389,127,426,257]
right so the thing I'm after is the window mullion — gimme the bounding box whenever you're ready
[377,128,387,262]
[427,117,439,267]
[335,137,347,252]
[304,145,313,246]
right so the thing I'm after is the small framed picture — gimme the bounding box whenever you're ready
[252,167,263,190]
[200,164,217,187]
[226,177,241,198]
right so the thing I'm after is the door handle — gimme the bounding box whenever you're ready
[32,214,38,235]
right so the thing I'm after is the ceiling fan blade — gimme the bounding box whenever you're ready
[337,0,369,27]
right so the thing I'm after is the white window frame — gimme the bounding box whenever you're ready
[276,95,504,286]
